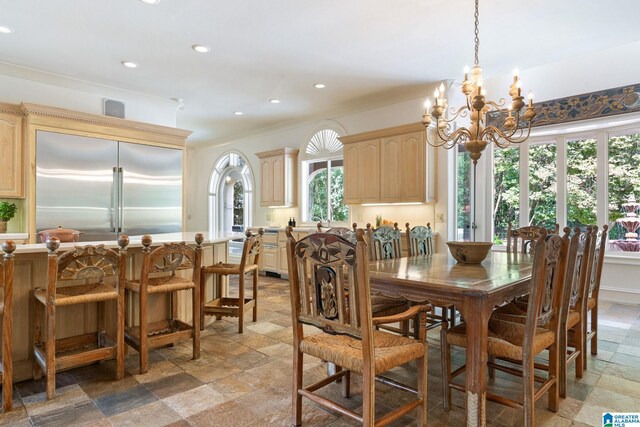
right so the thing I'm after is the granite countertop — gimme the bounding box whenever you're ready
[9,231,242,255]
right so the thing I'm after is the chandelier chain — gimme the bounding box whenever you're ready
[474,0,479,65]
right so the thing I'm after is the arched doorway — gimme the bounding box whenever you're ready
[208,152,253,234]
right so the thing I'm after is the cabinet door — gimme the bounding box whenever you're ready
[343,143,361,204]
[401,131,426,202]
[260,158,274,206]
[0,113,23,197]
[263,248,278,271]
[278,244,288,275]
[360,140,380,203]
[380,136,401,202]
[272,156,285,205]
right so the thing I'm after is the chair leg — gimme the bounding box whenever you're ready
[139,290,148,374]
[3,313,13,412]
[559,328,568,399]
[488,355,495,380]
[116,288,125,380]
[238,272,245,333]
[441,327,451,411]
[590,305,598,356]
[252,270,258,322]
[45,303,56,400]
[548,343,560,413]
[362,369,375,426]
[215,273,223,321]
[575,323,584,379]
[292,348,303,427]
[416,354,428,427]
[199,267,206,331]
[523,355,536,427]
[193,285,201,360]
[33,295,43,380]
[341,369,351,398]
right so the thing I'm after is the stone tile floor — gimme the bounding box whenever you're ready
[1,276,639,426]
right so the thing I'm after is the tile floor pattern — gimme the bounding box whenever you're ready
[1,276,640,426]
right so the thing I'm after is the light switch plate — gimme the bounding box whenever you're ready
[436,213,444,223]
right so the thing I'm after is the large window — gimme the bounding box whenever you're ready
[567,138,597,229]
[608,133,640,241]
[302,129,348,223]
[457,146,472,240]
[493,147,520,243]
[528,142,557,230]
[208,152,253,233]
[490,118,640,254]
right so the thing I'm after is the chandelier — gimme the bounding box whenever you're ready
[421,0,536,165]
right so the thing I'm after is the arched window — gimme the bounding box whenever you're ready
[302,129,348,223]
[208,152,253,233]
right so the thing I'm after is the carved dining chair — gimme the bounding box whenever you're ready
[442,230,571,427]
[405,222,457,332]
[125,234,202,374]
[494,227,595,397]
[1,241,15,412]
[366,223,415,335]
[507,223,560,254]
[286,228,429,426]
[317,222,358,243]
[34,236,128,399]
[200,229,262,333]
[583,225,608,368]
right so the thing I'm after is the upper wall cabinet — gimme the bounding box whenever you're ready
[256,148,298,207]
[340,123,435,204]
[0,106,24,198]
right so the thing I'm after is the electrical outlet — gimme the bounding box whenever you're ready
[187,214,191,220]
[357,213,364,221]
[436,213,444,223]
[267,214,272,221]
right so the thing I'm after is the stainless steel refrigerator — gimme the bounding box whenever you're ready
[36,131,183,242]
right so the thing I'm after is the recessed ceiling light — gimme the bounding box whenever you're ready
[234,111,244,116]
[0,26,14,34]
[314,83,326,89]
[139,0,160,4]
[121,61,138,68]
[192,44,210,53]
[269,99,280,104]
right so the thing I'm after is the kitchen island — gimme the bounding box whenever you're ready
[6,231,240,382]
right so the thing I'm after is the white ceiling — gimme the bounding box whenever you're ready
[2,0,640,145]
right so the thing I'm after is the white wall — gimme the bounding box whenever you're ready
[0,65,177,126]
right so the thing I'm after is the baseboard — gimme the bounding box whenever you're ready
[599,285,640,304]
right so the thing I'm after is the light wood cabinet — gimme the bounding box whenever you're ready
[343,139,380,203]
[256,148,298,207]
[0,108,24,198]
[340,123,433,204]
[277,230,308,277]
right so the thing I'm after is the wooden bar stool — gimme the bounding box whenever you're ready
[125,234,203,374]
[33,236,128,399]
[1,241,15,412]
[200,229,262,333]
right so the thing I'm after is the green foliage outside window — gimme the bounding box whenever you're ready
[457,151,471,237]
[307,167,349,222]
[493,147,519,244]
[233,181,243,226]
[529,144,557,230]
[608,133,640,240]
[567,139,597,229]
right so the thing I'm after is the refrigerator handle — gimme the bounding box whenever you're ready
[118,167,124,232]
[111,167,118,232]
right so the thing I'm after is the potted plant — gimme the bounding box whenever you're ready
[0,202,17,233]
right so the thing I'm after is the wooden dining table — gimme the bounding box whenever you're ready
[367,251,534,427]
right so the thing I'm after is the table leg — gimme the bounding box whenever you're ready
[460,298,493,427]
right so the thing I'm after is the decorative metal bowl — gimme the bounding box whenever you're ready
[445,241,493,264]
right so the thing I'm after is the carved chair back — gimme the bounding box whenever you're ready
[286,229,373,347]
[239,229,263,270]
[405,222,433,256]
[367,223,402,261]
[507,223,560,254]
[141,235,203,286]
[524,230,569,348]
[566,227,592,312]
[324,227,356,244]
[586,225,608,301]
[47,239,128,299]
